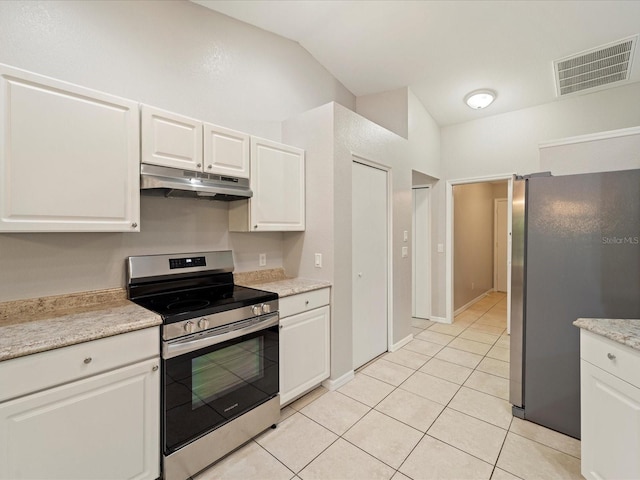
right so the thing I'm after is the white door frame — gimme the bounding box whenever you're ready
[445,174,514,331]
[412,186,431,319]
[352,155,393,354]
[494,198,508,292]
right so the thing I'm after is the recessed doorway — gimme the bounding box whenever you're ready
[446,174,513,332]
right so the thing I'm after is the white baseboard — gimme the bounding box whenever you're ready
[430,316,448,324]
[454,290,492,316]
[322,370,355,391]
[389,334,413,352]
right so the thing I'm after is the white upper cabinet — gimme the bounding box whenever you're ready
[141,106,250,179]
[0,64,140,232]
[203,123,250,178]
[141,105,203,171]
[229,137,305,231]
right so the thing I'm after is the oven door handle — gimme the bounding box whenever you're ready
[163,313,279,359]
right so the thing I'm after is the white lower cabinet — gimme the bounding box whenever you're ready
[279,288,330,406]
[580,329,640,480]
[0,328,160,480]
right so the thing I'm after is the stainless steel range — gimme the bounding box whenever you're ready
[126,251,280,480]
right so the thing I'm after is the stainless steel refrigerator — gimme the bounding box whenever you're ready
[510,169,640,439]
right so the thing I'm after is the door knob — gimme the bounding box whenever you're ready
[358,272,363,277]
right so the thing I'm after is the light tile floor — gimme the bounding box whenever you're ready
[194,292,583,480]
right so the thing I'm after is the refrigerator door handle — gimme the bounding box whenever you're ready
[509,175,526,410]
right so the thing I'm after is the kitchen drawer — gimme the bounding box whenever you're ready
[0,326,159,402]
[279,287,330,319]
[580,329,640,388]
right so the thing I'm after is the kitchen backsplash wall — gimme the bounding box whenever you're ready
[0,0,352,302]
[0,196,284,302]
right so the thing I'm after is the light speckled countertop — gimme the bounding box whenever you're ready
[0,269,329,362]
[574,318,640,351]
[235,268,331,297]
[0,289,161,362]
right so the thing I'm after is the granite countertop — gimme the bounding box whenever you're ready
[574,318,640,351]
[235,268,331,297]
[0,270,328,362]
[0,289,162,362]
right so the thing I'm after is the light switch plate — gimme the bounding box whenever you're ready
[402,246,408,258]
[437,243,444,253]
[259,253,266,266]
[314,253,322,268]
[403,230,408,242]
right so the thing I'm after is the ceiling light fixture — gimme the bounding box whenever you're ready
[464,89,496,109]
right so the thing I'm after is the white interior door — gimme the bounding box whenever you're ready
[413,187,431,318]
[494,198,508,292]
[352,161,388,369]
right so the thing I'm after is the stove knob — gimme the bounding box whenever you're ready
[262,303,271,314]
[184,321,196,334]
[198,318,209,330]
[251,305,261,316]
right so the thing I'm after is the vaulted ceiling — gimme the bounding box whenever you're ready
[193,0,640,126]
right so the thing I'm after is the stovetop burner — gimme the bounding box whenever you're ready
[126,251,279,335]
[166,298,211,312]
[131,283,276,321]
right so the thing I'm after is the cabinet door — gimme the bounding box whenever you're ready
[0,64,140,232]
[581,359,640,480]
[280,305,330,405]
[0,358,160,480]
[250,137,305,231]
[203,123,250,178]
[141,104,203,171]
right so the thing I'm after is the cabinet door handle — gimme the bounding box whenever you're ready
[607,353,616,360]
[83,357,92,364]
[152,365,159,371]
[131,222,138,228]
[305,300,309,306]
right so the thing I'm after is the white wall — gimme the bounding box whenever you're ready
[408,88,441,179]
[0,0,355,302]
[283,102,412,381]
[355,87,441,179]
[432,82,640,317]
[356,88,409,138]
[540,127,640,175]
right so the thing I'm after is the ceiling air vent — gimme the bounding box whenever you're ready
[554,35,637,97]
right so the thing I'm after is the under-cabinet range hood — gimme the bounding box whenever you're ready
[140,164,252,201]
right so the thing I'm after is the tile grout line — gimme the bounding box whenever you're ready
[281,295,510,478]
[267,296,511,478]
[405,294,510,476]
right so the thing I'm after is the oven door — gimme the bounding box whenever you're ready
[162,313,279,455]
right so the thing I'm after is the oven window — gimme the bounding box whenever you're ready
[192,337,263,408]
[163,323,279,454]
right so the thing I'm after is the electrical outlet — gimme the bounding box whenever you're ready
[314,253,322,268]
[259,253,266,266]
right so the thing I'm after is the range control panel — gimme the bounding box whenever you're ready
[169,256,207,269]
